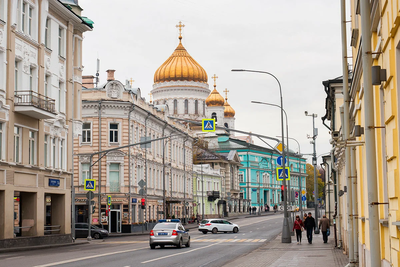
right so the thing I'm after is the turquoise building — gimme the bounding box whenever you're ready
[209,135,307,212]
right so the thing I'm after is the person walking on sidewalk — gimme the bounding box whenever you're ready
[304,212,316,244]
[319,215,330,243]
[292,215,304,244]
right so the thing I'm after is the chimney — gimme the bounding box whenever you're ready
[82,75,95,89]
[106,69,116,81]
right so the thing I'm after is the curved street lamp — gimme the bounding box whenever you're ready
[232,69,291,243]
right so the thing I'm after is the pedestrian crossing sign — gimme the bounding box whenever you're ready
[84,179,96,191]
[276,167,290,181]
[202,118,215,132]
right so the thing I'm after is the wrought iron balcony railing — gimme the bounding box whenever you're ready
[14,90,56,114]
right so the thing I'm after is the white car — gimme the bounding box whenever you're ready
[198,219,239,234]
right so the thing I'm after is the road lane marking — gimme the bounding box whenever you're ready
[33,247,147,267]
[5,256,25,260]
[252,239,260,242]
[141,242,220,264]
[259,239,267,242]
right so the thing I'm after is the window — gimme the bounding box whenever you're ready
[82,123,91,143]
[28,131,36,165]
[109,163,120,192]
[52,138,56,168]
[194,100,198,114]
[173,99,177,114]
[58,26,64,57]
[81,163,90,185]
[60,139,64,170]
[184,99,188,114]
[211,112,217,122]
[44,134,49,167]
[28,5,32,35]
[45,18,50,48]
[45,75,50,97]
[20,1,34,36]
[14,127,21,163]
[0,123,3,160]
[109,123,119,143]
[15,61,19,91]
[29,67,33,90]
[58,81,64,113]
[239,172,244,183]
[21,2,26,32]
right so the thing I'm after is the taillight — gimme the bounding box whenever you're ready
[205,223,211,226]
[150,230,154,236]
[172,230,178,236]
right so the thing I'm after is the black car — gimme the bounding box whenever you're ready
[75,223,109,239]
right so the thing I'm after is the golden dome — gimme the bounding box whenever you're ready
[223,89,235,117]
[205,74,225,107]
[154,34,208,84]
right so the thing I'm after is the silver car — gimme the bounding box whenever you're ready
[149,219,190,249]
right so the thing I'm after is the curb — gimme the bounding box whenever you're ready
[0,240,89,254]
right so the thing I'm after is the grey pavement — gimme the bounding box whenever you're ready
[223,228,349,267]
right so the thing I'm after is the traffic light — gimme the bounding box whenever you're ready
[281,185,285,201]
[141,198,146,209]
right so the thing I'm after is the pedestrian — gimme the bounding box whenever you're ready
[319,214,330,243]
[304,212,316,244]
[252,206,256,214]
[303,213,307,223]
[292,215,304,244]
[274,204,278,213]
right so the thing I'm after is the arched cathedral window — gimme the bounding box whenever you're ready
[173,99,177,114]
[212,112,217,122]
[184,99,188,114]
[195,100,198,114]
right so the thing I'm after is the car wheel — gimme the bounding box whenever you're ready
[186,238,191,247]
[176,238,182,248]
[212,228,218,234]
[233,227,239,233]
[202,231,208,234]
[93,233,100,239]
[150,245,156,249]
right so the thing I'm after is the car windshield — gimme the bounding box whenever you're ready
[91,225,100,229]
[200,220,209,224]
[153,223,177,230]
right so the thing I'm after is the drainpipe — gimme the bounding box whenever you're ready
[98,101,102,229]
[71,34,76,240]
[340,1,354,264]
[183,135,188,224]
[360,1,381,266]
[351,146,359,263]
[128,102,135,224]
[247,149,250,215]
[162,123,167,218]
[144,113,150,225]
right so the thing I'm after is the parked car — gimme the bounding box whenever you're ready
[75,223,109,239]
[149,219,190,249]
[198,219,239,234]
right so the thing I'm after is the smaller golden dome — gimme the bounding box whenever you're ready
[206,74,224,107]
[223,88,235,117]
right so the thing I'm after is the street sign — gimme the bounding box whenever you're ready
[138,179,146,188]
[202,118,215,132]
[84,179,96,191]
[140,136,151,149]
[302,196,306,201]
[107,195,112,206]
[139,189,146,195]
[302,190,306,195]
[86,200,95,205]
[276,167,290,181]
[276,156,287,167]
[86,191,94,200]
[274,142,286,154]
[132,198,137,203]
[295,191,299,198]
[252,188,257,192]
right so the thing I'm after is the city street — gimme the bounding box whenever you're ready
[0,215,282,267]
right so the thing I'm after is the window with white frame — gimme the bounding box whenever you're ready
[44,75,50,97]
[60,139,64,170]
[29,66,35,91]
[256,171,260,183]
[44,134,49,167]
[58,81,65,113]
[82,122,91,143]
[0,0,5,21]
[15,60,20,91]
[20,1,34,36]
[262,172,269,185]
[52,137,56,168]
[28,130,36,165]
[109,123,119,144]
[58,26,65,57]
[81,163,89,185]
[0,122,4,160]
[109,163,120,192]
[14,126,21,163]
[45,17,50,48]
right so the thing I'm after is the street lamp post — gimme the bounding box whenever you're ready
[232,69,291,243]
[305,111,320,234]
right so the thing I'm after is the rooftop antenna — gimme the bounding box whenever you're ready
[95,58,100,87]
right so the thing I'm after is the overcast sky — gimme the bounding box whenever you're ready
[80,0,349,165]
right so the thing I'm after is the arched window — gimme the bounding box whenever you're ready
[173,99,177,114]
[203,101,205,115]
[184,99,188,114]
[211,112,217,122]
[224,122,228,128]
[195,100,198,114]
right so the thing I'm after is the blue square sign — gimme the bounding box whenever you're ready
[202,119,215,132]
[276,167,290,181]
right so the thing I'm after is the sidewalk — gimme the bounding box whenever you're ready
[223,229,349,267]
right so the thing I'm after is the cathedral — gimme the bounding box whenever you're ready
[151,22,235,132]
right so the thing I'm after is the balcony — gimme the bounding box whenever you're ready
[14,90,56,119]
[207,190,220,201]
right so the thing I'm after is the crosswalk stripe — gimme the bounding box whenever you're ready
[259,239,267,242]
[252,239,260,242]
[192,239,265,243]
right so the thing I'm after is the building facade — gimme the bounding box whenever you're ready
[0,0,92,247]
[76,71,194,233]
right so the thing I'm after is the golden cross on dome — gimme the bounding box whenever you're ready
[129,78,134,86]
[176,21,185,40]
[223,88,229,100]
[148,92,153,103]
[211,74,218,87]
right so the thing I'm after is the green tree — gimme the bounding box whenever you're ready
[305,163,323,201]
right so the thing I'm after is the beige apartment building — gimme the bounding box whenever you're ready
[0,0,92,247]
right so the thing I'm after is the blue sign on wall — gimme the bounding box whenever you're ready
[132,198,137,203]
[252,188,257,192]
[302,196,306,201]
[48,178,60,187]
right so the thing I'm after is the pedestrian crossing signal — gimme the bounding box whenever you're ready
[202,119,215,132]
[84,179,96,191]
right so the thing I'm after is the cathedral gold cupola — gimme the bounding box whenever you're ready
[206,74,225,107]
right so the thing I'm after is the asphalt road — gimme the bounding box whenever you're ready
[0,214,283,267]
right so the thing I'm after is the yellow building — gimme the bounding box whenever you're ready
[324,1,400,266]
[0,0,92,247]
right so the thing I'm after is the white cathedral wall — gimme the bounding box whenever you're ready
[206,106,225,126]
